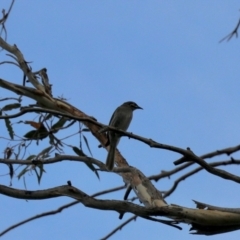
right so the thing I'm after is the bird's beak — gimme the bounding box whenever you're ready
[136,105,143,110]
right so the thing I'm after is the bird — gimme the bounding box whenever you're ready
[106,101,142,170]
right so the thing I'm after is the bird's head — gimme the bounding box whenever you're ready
[123,101,143,110]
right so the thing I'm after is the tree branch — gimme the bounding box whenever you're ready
[149,144,240,182]
[0,184,127,237]
[163,159,240,198]
[220,18,240,42]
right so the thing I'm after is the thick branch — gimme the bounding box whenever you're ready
[1,183,240,235]
[0,184,127,237]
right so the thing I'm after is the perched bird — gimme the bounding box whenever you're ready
[106,101,142,170]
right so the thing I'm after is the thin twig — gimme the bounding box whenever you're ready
[163,159,240,198]
[219,18,240,43]
[101,216,137,240]
[149,145,240,182]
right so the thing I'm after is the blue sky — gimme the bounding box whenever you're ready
[1,1,240,239]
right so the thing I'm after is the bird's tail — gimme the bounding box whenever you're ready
[106,143,117,170]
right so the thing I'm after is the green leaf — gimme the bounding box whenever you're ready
[72,146,86,156]
[72,146,99,179]
[39,164,46,179]
[24,130,48,140]
[83,134,93,157]
[24,130,37,139]
[25,155,36,160]
[17,166,29,179]
[45,114,53,120]
[33,168,40,184]
[4,117,14,139]
[49,133,55,145]
[64,120,75,129]
[34,164,45,184]
[36,146,52,159]
[1,103,21,111]
[51,117,67,133]
[8,164,14,179]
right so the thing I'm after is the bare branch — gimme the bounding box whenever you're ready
[0,154,104,167]
[220,18,240,42]
[163,159,240,198]
[101,216,137,240]
[0,105,102,127]
[194,200,240,214]
[0,184,127,237]
[1,183,240,235]
[0,200,79,237]
[0,0,15,40]
[149,144,240,182]
[1,101,240,185]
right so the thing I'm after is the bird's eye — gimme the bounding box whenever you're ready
[130,103,135,107]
